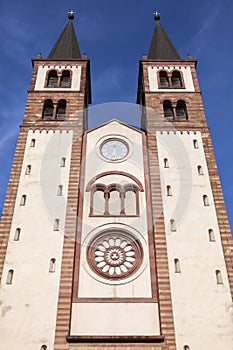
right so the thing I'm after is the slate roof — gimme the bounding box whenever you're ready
[48,18,81,59]
[148,16,181,60]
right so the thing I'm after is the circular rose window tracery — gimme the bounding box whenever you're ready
[87,231,143,280]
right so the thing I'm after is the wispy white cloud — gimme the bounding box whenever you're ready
[0,128,18,152]
[195,9,221,37]
[0,16,34,59]
[189,6,224,55]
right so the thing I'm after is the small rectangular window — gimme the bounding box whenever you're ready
[61,157,66,167]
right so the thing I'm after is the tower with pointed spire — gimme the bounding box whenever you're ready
[0,12,92,350]
[137,12,233,350]
[0,9,233,350]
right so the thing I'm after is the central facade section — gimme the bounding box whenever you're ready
[70,120,160,338]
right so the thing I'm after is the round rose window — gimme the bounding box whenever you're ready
[87,231,143,280]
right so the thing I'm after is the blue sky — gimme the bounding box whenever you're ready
[0,0,232,231]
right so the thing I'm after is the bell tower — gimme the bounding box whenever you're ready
[0,12,91,350]
[138,12,233,350]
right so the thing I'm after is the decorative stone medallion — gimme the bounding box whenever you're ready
[87,231,143,280]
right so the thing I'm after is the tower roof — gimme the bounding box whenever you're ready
[48,11,81,59]
[148,12,181,60]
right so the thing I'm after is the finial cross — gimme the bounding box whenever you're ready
[153,11,161,21]
[68,10,76,20]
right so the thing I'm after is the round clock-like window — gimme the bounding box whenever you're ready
[100,138,129,161]
[87,231,143,280]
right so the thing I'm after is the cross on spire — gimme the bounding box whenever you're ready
[68,10,76,20]
[153,11,160,21]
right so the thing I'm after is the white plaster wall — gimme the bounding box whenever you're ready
[157,131,233,350]
[148,66,195,92]
[35,65,82,91]
[71,303,160,336]
[0,129,73,350]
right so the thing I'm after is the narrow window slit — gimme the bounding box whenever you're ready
[49,258,56,273]
[54,219,60,231]
[193,139,199,149]
[197,165,203,175]
[203,195,209,206]
[6,270,14,284]
[20,195,27,206]
[174,259,181,273]
[61,157,66,167]
[164,158,169,168]
[14,228,21,241]
[57,185,63,196]
[30,139,36,147]
[209,229,215,242]
[216,270,223,284]
[25,165,32,175]
[166,185,172,196]
[170,219,176,232]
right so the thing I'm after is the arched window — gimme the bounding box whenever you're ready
[89,182,140,217]
[164,158,169,168]
[6,270,14,284]
[60,70,71,88]
[61,157,66,167]
[41,346,47,350]
[209,229,215,242]
[42,99,54,120]
[20,195,27,206]
[25,165,31,175]
[56,99,66,120]
[30,139,36,147]
[183,346,190,350]
[159,71,169,87]
[49,258,56,272]
[163,100,174,120]
[203,195,209,206]
[54,219,60,231]
[193,139,199,149]
[197,165,203,175]
[166,185,172,196]
[174,259,181,273]
[124,187,137,215]
[170,219,176,232]
[171,71,182,88]
[57,185,63,196]
[92,188,106,215]
[176,100,187,120]
[108,188,121,216]
[216,270,223,284]
[14,228,21,241]
[47,70,58,88]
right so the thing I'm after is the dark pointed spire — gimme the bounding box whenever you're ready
[148,12,181,60]
[48,11,81,59]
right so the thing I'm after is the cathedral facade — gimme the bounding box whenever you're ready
[0,11,233,350]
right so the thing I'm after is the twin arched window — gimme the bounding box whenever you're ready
[42,99,53,120]
[56,99,66,120]
[163,100,174,120]
[42,99,66,120]
[60,70,71,87]
[159,71,169,87]
[47,69,71,88]
[159,70,183,89]
[163,100,188,121]
[90,184,139,216]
